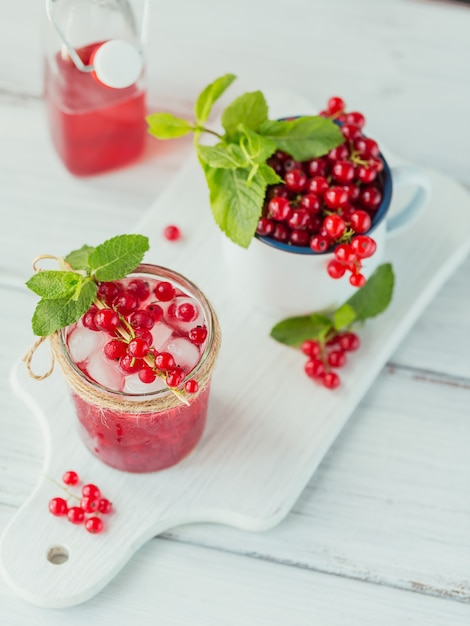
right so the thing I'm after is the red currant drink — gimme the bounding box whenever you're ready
[45,42,146,176]
[60,265,220,472]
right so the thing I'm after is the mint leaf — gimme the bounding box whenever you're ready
[26,271,83,300]
[202,164,268,248]
[194,73,237,124]
[197,143,249,169]
[31,281,97,337]
[66,245,94,271]
[335,263,395,324]
[146,113,193,139]
[222,91,268,138]
[88,234,149,282]
[259,116,344,161]
[270,313,332,347]
[258,163,283,186]
[333,304,356,331]
[239,125,277,165]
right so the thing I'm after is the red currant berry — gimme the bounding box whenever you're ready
[189,326,208,344]
[349,273,366,288]
[119,354,144,373]
[127,279,151,301]
[82,484,101,499]
[323,371,341,389]
[334,244,356,264]
[176,302,198,322]
[97,498,113,514]
[360,186,382,211]
[307,176,329,197]
[310,235,331,253]
[288,209,312,230]
[83,307,100,331]
[357,165,377,184]
[185,379,199,394]
[299,193,321,213]
[113,292,139,315]
[327,259,347,279]
[163,225,181,241]
[138,366,157,384]
[284,169,307,192]
[327,144,349,162]
[268,196,292,222]
[49,497,68,516]
[272,222,290,243]
[85,517,104,534]
[155,352,176,372]
[289,229,311,246]
[67,506,85,524]
[327,349,347,368]
[338,332,360,352]
[104,339,128,361]
[62,470,79,486]
[332,160,355,184]
[283,158,303,173]
[349,210,372,234]
[327,96,346,114]
[80,496,99,513]
[301,340,321,358]
[345,111,365,128]
[307,157,329,177]
[97,282,122,306]
[369,156,384,172]
[134,328,153,346]
[256,217,275,237]
[129,309,155,330]
[341,123,362,140]
[323,214,346,239]
[324,186,349,210]
[127,337,150,358]
[155,281,176,302]
[341,183,360,202]
[146,303,164,322]
[94,309,120,333]
[166,367,186,388]
[351,235,377,258]
[305,358,326,379]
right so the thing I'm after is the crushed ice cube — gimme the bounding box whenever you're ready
[151,322,174,351]
[165,337,201,373]
[123,373,166,395]
[67,326,106,364]
[86,350,124,392]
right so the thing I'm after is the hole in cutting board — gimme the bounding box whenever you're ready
[47,546,69,565]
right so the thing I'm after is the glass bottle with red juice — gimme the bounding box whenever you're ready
[44,0,151,176]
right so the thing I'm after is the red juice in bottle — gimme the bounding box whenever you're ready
[45,42,146,176]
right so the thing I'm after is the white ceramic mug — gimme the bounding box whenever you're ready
[222,156,431,317]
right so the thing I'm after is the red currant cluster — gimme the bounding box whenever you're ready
[301,330,360,389]
[258,96,383,287]
[82,277,206,393]
[48,471,112,534]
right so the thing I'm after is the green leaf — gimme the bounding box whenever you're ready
[202,164,268,248]
[65,245,95,271]
[270,313,333,347]
[259,116,344,161]
[258,163,283,186]
[31,281,97,337]
[197,143,249,169]
[146,113,193,139]
[239,125,277,165]
[335,263,395,325]
[88,234,149,282]
[26,271,83,300]
[194,73,237,124]
[222,91,268,138]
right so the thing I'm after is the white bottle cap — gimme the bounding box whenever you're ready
[92,40,143,89]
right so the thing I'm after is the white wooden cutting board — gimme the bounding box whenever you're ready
[2,93,470,608]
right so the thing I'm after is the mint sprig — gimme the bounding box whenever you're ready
[270,264,395,347]
[27,234,149,337]
[146,74,344,248]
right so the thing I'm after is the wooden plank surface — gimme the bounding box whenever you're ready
[1,0,470,620]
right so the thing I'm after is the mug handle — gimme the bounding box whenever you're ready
[386,165,432,237]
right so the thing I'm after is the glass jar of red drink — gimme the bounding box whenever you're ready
[44,0,150,176]
[51,264,221,473]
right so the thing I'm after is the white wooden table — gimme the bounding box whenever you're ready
[1,0,470,622]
